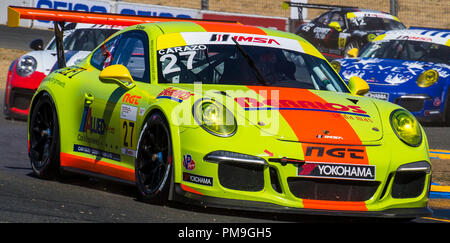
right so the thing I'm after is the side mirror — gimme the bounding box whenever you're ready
[99,64,135,90]
[328,21,342,32]
[347,48,359,58]
[30,39,44,50]
[348,76,369,96]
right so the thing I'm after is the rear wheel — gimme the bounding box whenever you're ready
[135,111,173,203]
[29,93,60,179]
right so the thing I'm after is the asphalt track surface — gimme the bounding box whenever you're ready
[0,25,449,224]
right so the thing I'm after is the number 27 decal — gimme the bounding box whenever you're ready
[121,120,136,150]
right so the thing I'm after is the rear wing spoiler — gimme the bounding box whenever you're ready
[8,6,238,68]
[282,1,357,21]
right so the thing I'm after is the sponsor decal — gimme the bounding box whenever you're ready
[298,162,375,180]
[121,147,136,157]
[54,66,86,79]
[122,93,142,105]
[305,146,365,160]
[36,0,108,14]
[74,144,121,161]
[139,107,146,116]
[157,87,194,103]
[235,97,369,117]
[79,107,105,135]
[396,35,433,42]
[120,104,138,122]
[365,91,389,101]
[158,45,207,55]
[183,172,213,186]
[117,2,197,19]
[183,154,196,170]
[336,114,374,123]
[210,34,281,45]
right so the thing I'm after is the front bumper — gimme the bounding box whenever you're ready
[173,184,432,218]
[392,94,445,123]
[173,126,432,218]
[4,87,34,119]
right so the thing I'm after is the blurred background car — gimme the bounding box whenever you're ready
[3,23,119,119]
[332,27,450,124]
[291,3,406,59]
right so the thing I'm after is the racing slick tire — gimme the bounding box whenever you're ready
[444,91,450,126]
[28,92,61,179]
[135,111,173,204]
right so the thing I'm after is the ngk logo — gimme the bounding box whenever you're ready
[210,34,281,45]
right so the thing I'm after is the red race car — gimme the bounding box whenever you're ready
[3,23,119,119]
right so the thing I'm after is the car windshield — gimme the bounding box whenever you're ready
[157,43,348,92]
[47,29,118,51]
[360,40,450,65]
[348,15,405,31]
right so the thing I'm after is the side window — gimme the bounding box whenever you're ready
[316,12,331,26]
[110,31,150,83]
[330,13,344,27]
[91,36,119,70]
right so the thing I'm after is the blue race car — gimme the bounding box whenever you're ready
[332,28,450,123]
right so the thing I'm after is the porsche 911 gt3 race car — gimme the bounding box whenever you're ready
[332,28,450,124]
[10,6,432,219]
[3,23,119,119]
[285,2,406,59]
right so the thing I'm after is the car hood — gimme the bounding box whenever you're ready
[23,50,91,75]
[173,85,384,145]
[337,58,450,85]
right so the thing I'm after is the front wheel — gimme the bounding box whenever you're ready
[29,93,60,179]
[444,92,450,126]
[135,111,173,203]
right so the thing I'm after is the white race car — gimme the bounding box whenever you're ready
[4,23,120,118]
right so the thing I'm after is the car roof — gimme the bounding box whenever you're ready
[337,8,391,15]
[112,21,325,59]
[65,23,124,30]
[139,21,300,40]
[375,29,450,45]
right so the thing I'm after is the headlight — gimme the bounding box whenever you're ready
[416,69,439,88]
[16,55,37,77]
[193,99,237,137]
[390,109,422,147]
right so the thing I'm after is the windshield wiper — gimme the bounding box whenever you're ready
[231,37,269,86]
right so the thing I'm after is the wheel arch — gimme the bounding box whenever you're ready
[138,104,184,200]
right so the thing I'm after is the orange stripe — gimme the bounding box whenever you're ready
[180,184,204,195]
[247,86,368,165]
[302,199,367,211]
[197,22,267,35]
[60,152,135,182]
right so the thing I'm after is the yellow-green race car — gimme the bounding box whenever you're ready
[14,7,432,219]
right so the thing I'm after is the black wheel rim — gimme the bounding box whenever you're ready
[137,120,172,195]
[30,102,54,170]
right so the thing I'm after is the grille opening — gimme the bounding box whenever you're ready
[269,167,282,193]
[378,172,394,200]
[395,98,426,112]
[218,162,264,192]
[288,177,380,201]
[10,88,34,110]
[392,171,426,198]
